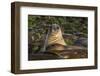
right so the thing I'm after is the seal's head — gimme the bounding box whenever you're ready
[51,24,60,34]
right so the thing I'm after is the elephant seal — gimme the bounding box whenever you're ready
[47,24,67,46]
[47,24,67,55]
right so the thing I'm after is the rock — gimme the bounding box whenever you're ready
[74,37,87,47]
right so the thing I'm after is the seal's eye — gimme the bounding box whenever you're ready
[57,26,59,29]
